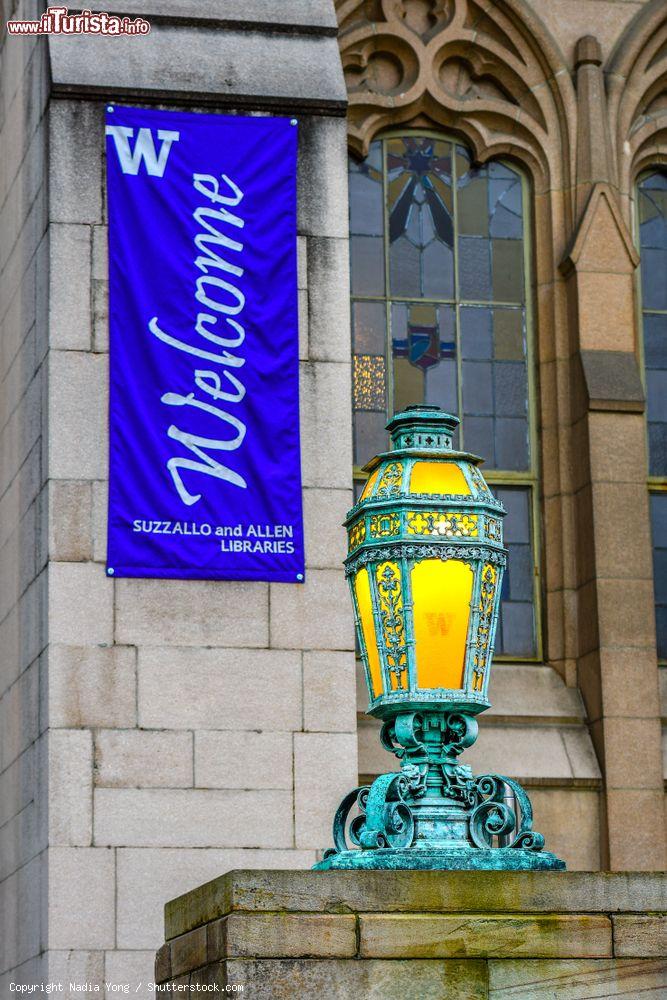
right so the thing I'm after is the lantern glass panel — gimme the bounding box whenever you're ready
[354,566,384,698]
[412,558,473,690]
[359,467,380,501]
[376,561,408,690]
[410,461,470,495]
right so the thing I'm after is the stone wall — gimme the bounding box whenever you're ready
[0,0,49,989]
[156,869,667,999]
[1,0,360,992]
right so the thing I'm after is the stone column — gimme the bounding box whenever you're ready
[562,36,666,871]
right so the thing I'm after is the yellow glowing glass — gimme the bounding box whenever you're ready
[411,559,473,689]
[410,461,470,496]
[359,467,380,501]
[375,561,407,690]
[354,567,383,698]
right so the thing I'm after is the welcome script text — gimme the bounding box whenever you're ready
[149,173,248,507]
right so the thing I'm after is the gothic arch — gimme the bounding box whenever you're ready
[336,0,575,196]
[606,0,667,206]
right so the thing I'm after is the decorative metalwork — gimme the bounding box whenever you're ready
[484,515,501,541]
[472,563,497,692]
[369,512,400,538]
[407,510,478,537]
[375,461,403,498]
[315,405,564,872]
[376,562,407,689]
[348,520,366,551]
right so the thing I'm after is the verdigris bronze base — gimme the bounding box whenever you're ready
[314,847,565,871]
[315,710,566,872]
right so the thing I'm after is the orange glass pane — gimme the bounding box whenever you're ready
[359,467,380,501]
[409,461,470,495]
[354,567,383,698]
[411,559,473,689]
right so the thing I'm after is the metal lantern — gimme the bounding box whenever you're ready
[315,405,564,872]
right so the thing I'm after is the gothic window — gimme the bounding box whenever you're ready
[349,133,539,660]
[637,170,667,660]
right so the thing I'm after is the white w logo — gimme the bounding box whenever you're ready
[105,125,180,177]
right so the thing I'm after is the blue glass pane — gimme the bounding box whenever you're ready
[462,361,493,415]
[349,145,384,237]
[650,492,667,659]
[460,306,492,359]
[495,417,529,471]
[648,423,667,478]
[353,301,386,355]
[459,236,492,299]
[494,362,527,417]
[646,370,667,422]
[493,486,536,658]
[351,236,385,296]
[643,313,667,369]
[641,248,667,310]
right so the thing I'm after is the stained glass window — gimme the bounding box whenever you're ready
[349,133,539,660]
[637,170,667,660]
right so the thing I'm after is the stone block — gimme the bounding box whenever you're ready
[527,788,601,872]
[560,727,602,779]
[138,647,301,731]
[104,951,155,999]
[226,958,488,1000]
[49,350,108,479]
[612,915,667,958]
[94,787,294,848]
[115,579,268,647]
[118,847,316,950]
[299,361,353,489]
[49,480,93,561]
[597,579,657,650]
[598,647,661,720]
[307,236,351,362]
[168,872,667,932]
[49,101,103,224]
[588,411,648,483]
[359,914,612,959]
[50,28,346,111]
[488,957,667,998]
[48,847,115,950]
[46,950,105,996]
[195,731,292,790]
[91,479,108,562]
[297,116,349,238]
[302,487,351,570]
[591,483,653,580]
[49,644,137,728]
[223,912,356,958]
[602,717,663,790]
[94,729,193,788]
[298,286,309,360]
[270,569,354,650]
[49,729,92,846]
[170,926,207,978]
[294,732,358,849]
[0,660,39,772]
[576,272,635,352]
[465,724,574,779]
[606,789,667,872]
[303,651,357,732]
[91,224,108,352]
[48,561,114,645]
[486,664,585,720]
[49,223,91,350]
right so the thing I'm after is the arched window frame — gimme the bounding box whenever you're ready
[349,128,542,664]
[633,166,667,665]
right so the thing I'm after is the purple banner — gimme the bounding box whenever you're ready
[105,106,304,582]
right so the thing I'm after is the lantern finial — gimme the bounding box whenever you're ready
[314,406,564,872]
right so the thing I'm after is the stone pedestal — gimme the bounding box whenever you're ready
[156,870,666,998]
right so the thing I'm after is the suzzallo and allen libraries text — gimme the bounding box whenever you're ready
[131,519,296,553]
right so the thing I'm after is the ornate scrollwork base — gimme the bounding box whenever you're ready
[315,709,565,872]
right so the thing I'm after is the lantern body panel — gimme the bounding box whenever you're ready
[346,411,506,721]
